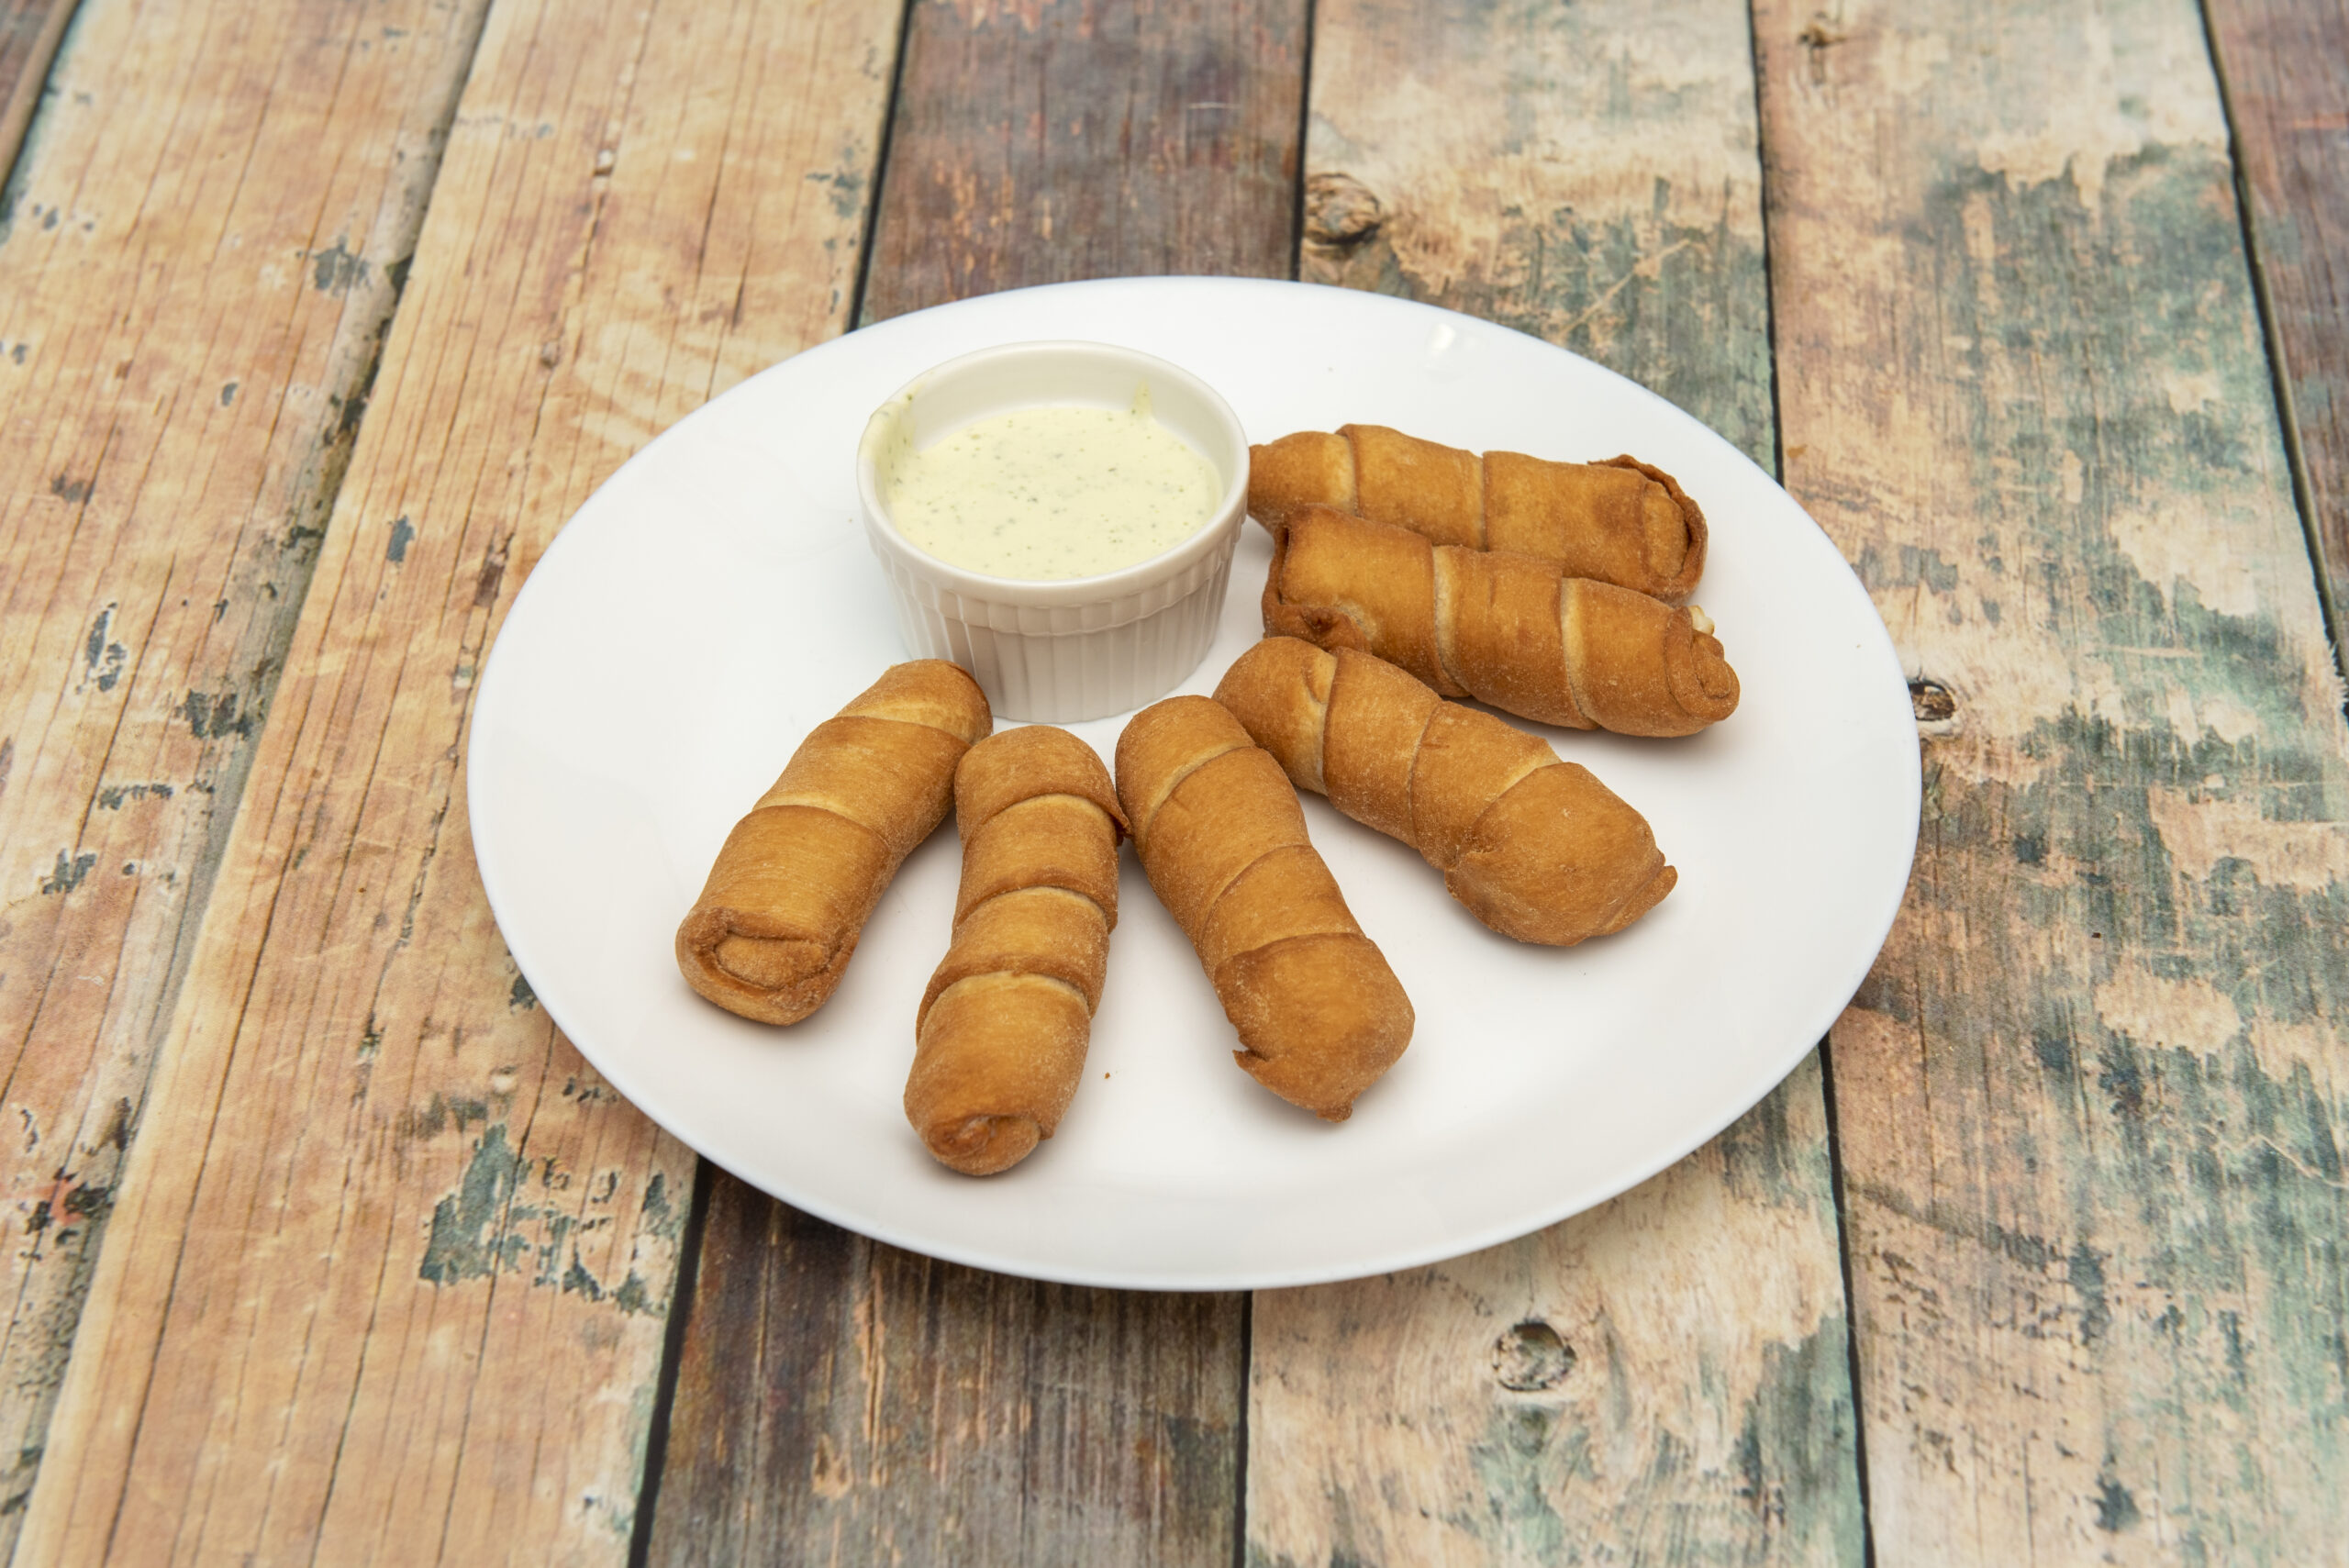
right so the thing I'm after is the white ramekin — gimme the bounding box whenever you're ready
[855,340,1249,724]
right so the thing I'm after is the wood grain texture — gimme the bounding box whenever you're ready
[2204,0,2349,644]
[1252,1059,1861,1568]
[0,0,75,180]
[646,1,1306,1559]
[1755,0,2349,1559]
[13,0,903,1561]
[651,1176,1245,1567]
[1299,0,1776,466]
[1252,2,1861,1562]
[0,0,491,1546]
[859,0,1309,322]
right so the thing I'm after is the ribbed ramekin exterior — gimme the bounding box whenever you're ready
[857,339,1251,723]
[874,535,1237,722]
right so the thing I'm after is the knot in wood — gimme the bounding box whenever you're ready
[1491,1319,1575,1391]
[1798,14,1847,85]
[1305,173,1384,248]
[1909,679,1956,723]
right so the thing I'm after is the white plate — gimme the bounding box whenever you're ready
[469,277,1919,1291]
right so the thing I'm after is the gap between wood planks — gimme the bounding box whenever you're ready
[636,3,1297,1561]
[1754,0,2348,1557]
[0,0,499,1551]
[628,1,1862,1562]
[1258,2,1860,1564]
[2196,0,2349,695]
[619,1,919,1559]
[14,0,2327,1555]
[1742,6,1884,1558]
[620,0,2346,1554]
[0,0,83,183]
[15,0,908,1558]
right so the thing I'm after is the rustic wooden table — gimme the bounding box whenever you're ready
[2,0,2343,1562]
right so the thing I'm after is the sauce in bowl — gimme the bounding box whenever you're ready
[875,386,1219,580]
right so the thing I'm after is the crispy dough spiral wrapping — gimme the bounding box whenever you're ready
[675,661,991,1025]
[1215,638,1676,944]
[906,726,1127,1175]
[1114,696,1412,1122]
[1248,424,1707,601]
[1263,505,1739,738]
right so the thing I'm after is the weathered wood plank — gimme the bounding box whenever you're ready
[0,0,494,1547]
[655,1177,1247,1566]
[1298,0,1776,468]
[0,0,75,178]
[646,1,1307,1559]
[13,0,904,1561]
[1249,4,1863,1562]
[2203,0,2349,644]
[1252,1061,1861,1568]
[1754,0,2349,1558]
[858,0,1307,321]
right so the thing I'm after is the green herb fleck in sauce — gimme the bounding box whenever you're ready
[881,387,1219,580]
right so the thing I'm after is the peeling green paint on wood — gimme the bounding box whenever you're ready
[0,1,495,1556]
[1251,0,1861,1562]
[13,0,904,1560]
[1251,1056,1864,1568]
[1755,0,2349,1557]
[416,1120,671,1311]
[1301,0,1776,468]
[414,1117,673,1315]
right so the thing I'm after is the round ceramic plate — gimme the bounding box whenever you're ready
[469,277,1919,1291]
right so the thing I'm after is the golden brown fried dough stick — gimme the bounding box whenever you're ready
[1216,638,1675,944]
[906,726,1128,1175]
[1114,696,1412,1121]
[676,661,991,1025]
[1248,424,1707,601]
[1263,506,1739,738]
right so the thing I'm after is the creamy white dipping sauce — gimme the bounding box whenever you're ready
[879,388,1220,580]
